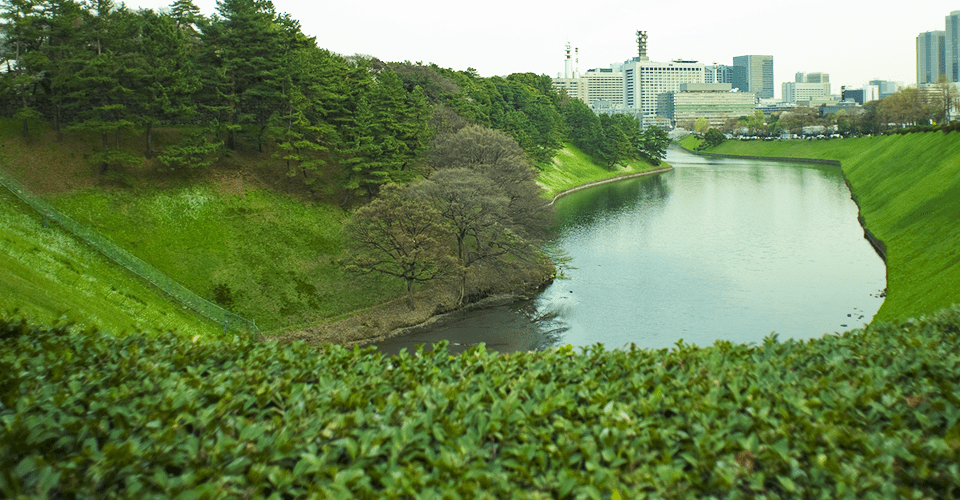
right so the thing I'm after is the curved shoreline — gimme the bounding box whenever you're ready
[680,146,887,263]
[548,166,673,205]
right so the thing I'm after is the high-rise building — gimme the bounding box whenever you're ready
[619,58,705,121]
[732,55,774,99]
[796,72,828,84]
[705,64,734,84]
[947,11,960,81]
[553,33,705,125]
[869,80,899,99]
[917,31,946,84]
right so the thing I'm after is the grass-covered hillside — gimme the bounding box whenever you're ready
[536,142,667,200]
[0,122,403,335]
[689,132,960,322]
[0,185,224,340]
[4,306,960,498]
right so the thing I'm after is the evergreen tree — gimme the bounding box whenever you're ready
[0,0,46,136]
[65,1,144,173]
[201,0,307,152]
[136,9,202,158]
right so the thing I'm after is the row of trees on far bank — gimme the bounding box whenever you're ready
[680,81,960,138]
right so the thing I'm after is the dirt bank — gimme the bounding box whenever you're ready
[274,256,556,349]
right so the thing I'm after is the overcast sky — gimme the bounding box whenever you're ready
[122,0,960,98]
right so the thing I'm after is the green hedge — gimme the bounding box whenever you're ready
[3,308,960,498]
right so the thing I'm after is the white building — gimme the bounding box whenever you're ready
[618,58,705,125]
[551,33,705,126]
[670,83,756,129]
[783,72,832,103]
[553,67,626,110]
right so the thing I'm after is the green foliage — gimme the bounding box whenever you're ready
[536,142,664,199]
[639,126,670,165]
[4,305,960,497]
[0,188,222,339]
[49,184,400,333]
[157,131,224,170]
[701,128,726,149]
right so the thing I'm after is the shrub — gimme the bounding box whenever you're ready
[3,306,960,497]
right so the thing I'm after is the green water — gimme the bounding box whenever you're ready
[375,147,886,354]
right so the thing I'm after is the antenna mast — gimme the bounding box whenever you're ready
[636,30,648,61]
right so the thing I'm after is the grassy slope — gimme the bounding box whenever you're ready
[704,133,960,322]
[536,142,665,199]
[47,185,402,334]
[0,121,403,335]
[0,188,225,340]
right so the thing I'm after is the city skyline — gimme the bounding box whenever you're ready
[123,0,959,98]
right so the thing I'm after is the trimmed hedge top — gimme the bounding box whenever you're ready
[2,307,960,498]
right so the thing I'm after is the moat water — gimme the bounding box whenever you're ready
[374,146,886,355]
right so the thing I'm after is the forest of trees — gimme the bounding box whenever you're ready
[0,0,665,189]
[0,0,670,298]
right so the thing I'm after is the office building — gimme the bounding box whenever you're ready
[553,67,626,109]
[732,55,774,99]
[619,58,705,121]
[917,30,946,84]
[783,72,832,103]
[669,83,756,129]
[841,85,880,104]
[705,64,734,84]
[948,11,960,81]
[553,33,705,126]
[869,80,899,99]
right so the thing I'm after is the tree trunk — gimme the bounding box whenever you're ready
[144,122,153,159]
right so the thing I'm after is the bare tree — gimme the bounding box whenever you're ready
[428,125,553,244]
[343,185,456,303]
[412,168,510,303]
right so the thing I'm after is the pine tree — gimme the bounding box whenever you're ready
[0,0,46,136]
[200,0,308,152]
[136,9,202,158]
[64,1,144,173]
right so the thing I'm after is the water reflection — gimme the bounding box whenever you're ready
[373,147,886,355]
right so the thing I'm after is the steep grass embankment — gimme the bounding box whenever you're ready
[697,133,960,322]
[0,187,224,340]
[0,122,405,335]
[536,142,668,200]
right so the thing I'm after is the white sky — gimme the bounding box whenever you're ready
[122,0,960,98]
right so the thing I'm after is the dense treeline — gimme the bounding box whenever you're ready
[0,0,671,305]
[0,0,664,199]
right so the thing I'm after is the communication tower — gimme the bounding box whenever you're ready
[636,30,649,61]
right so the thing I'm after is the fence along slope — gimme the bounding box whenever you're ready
[0,166,260,337]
